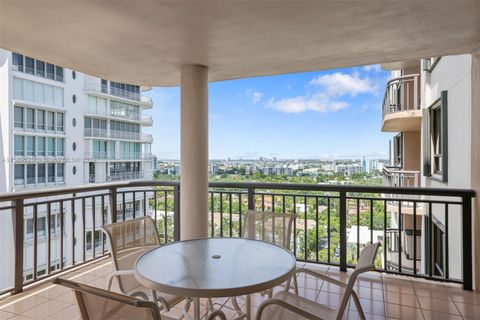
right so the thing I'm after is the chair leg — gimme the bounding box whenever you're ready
[106,274,115,291]
[351,290,366,320]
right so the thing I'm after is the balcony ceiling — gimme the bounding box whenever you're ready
[1,1,479,86]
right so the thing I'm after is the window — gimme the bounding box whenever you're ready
[46,63,55,80]
[26,108,35,129]
[56,163,64,183]
[14,135,24,156]
[37,110,45,130]
[26,136,35,156]
[12,53,23,72]
[25,57,34,74]
[55,66,64,82]
[14,106,24,128]
[72,71,76,79]
[47,163,55,182]
[26,164,35,184]
[38,164,46,183]
[72,118,76,127]
[12,78,64,107]
[72,166,77,175]
[37,137,45,156]
[36,60,45,77]
[47,111,55,131]
[47,137,55,156]
[72,142,77,151]
[72,94,76,104]
[14,164,24,185]
[423,91,448,181]
[56,138,64,157]
[56,113,64,132]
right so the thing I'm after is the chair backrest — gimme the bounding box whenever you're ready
[337,242,380,319]
[52,277,161,320]
[242,210,297,249]
[102,216,160,293]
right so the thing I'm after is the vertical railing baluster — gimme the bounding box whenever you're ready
[92,197,96,259]
[60,201,64,270]
[413,201,417,275]
[82,198,86,262]
[327,197,331,264]
[101,195,105,255]
[210,192,214,237]
[247,187,254,211]
[315,197,319,262]
[33,204,38,280]
[132,192,136,219]
[356,198,360,260]
[428,202,433,277]
[154,191,157,224]
[13,199,24,293]
[143,191,147,217]
[173,184,180,242]
[220,193,224,237]
[383,200,387,271]
[339,191,347,272]
[109,187,117,224]
[229,193,233,238]
[398,201,402,273]
[47,202,51,274]
[370,199,373,244]
[462,196,472,290]
[164,190,168,243]
[304,196,307,260]
[293,196,297,258]
[238,193,242,236]
[71,199,75,266]
[122,192,126,221]
[445,203,449,280]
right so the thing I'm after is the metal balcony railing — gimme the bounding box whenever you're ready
[86,171,154,183]
[382,74,420,118]
[0,181,474,295]
[382,166,420,188]
[84,80,153,105]
[84,152,154,160]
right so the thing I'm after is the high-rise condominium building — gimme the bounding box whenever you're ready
[381,53,474,280]
[0,49,154,286]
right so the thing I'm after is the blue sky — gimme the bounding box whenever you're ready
[143,65,393,160]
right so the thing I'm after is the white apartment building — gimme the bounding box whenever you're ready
[381,53,477,280]
[0,49,155,287]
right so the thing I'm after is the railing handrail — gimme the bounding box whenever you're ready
[0,180,474,202]
[382,167,420,175]
[385,73,420,86]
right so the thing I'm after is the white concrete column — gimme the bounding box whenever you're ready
[180,65,209,240]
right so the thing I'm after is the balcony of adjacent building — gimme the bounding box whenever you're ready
[381,74,422,132]
[83,128,153,143]
[84,76,153,109]
[84,151,154,161]
[84,107,153,126]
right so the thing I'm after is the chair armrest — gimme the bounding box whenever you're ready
[111,270,135,276]
[256,298,324,320]
[295,268,347,288]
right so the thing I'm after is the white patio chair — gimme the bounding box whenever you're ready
[256,242,381,320]
[101,216,183,311]
[230,210,297,318]
[53,277,227,320]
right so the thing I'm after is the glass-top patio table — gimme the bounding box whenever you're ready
[135,237,296,320]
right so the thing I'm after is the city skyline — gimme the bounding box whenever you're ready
[143,65,392,160]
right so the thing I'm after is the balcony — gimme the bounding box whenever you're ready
[84,80,153,108]
[84,152,154,161]
[381,74,421,132]
[84,128,152,142]
[383,166,419,188]
[85,171,154,183]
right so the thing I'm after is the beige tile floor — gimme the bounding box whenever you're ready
[0,259,479,319]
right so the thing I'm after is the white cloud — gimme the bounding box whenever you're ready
[245,89,264,105]
[309,71,377,97]
[362,64,382,73]
[268,70,381,113]
[267,93,348,113]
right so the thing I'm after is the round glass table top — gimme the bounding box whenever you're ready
[135,238,296,298]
